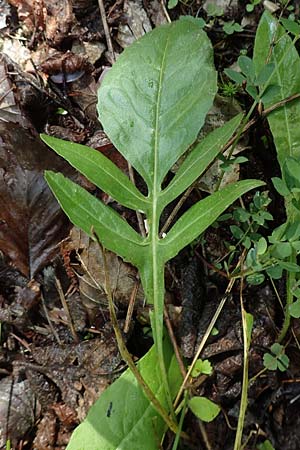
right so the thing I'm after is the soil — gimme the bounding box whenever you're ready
[0,1,299,449]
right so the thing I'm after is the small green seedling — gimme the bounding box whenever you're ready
[190,359,213,377]
[223,21,243,35]
[263,343,290,371]
[246,0,261,13]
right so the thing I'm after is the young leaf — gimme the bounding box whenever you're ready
[191,359,213,377]
[161,179,264,261]
[45,171,145,267]
[66,340,181,450]
[98,18,217,190]
[188,397,220,422]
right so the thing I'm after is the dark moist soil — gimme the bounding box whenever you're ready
[0,1,299,449]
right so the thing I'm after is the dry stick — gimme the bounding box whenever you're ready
[41,293,62,345]
[174,278,235,409]
[55,276,79,343]
[98,0,115,62]
[160,185,194,236]
[92,230,186,438]
[124,279,139,333]
[160,0,172,23]
[164,307,186,379]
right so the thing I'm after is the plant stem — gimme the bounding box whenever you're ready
[150,256,175,418]
[234,283,253,450]
[278,250,296,342]
[97,236,181,435]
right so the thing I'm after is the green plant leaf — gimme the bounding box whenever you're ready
[160,114,243,206]
[45,171,145,267]
[256,63,275,86]
[246,273,265,285]
[272,177,290,196]
[188,397,220,422]
[289,299,300,318]
[280,18,300,36]
[161,179,264,261]
[263,343,290,372]
[263,352,278,371]
[253,12,300,169]
[41,135,149,213]
[256,237,267,255]
[168,0,178,8]
[238,56,255,81]
[258,439,275,450]
[98,18,217,191]
[224,68,246,84]
[66,340,181,450]
[191,359,213,377]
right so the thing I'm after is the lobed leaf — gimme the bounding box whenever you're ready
[98,18,217,190]
[45,171,145,267]
[41,134,149,213]
[161,179,264,261]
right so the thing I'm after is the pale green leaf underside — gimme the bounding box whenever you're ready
[160,113,243,207]
[45,171,145,267]
[66,340,181,450]
[253,11,300,167]
[161,179,264,261]
[41,134,149,213]
[98,18,217,190]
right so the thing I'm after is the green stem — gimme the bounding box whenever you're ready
[234,306,253,450]
[150,255,175,418]
[278,251,296,342]
[98,238,180,434]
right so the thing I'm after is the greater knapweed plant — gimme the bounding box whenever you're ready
[42,18,263,449]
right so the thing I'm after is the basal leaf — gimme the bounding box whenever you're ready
[253,12,300,167]
[45,171,145,267]
[66,339,181,450]
[161,179,264,261]
[160,113,243,207]
[98,19,217,190]
[40,135,149,213]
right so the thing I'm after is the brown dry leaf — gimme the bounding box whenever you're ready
[0,122,74,277]
[44,0,76,47]
[116,0,152,48]
[0,378,38,447]
[0,54,31,126]
[68,227,144,310]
